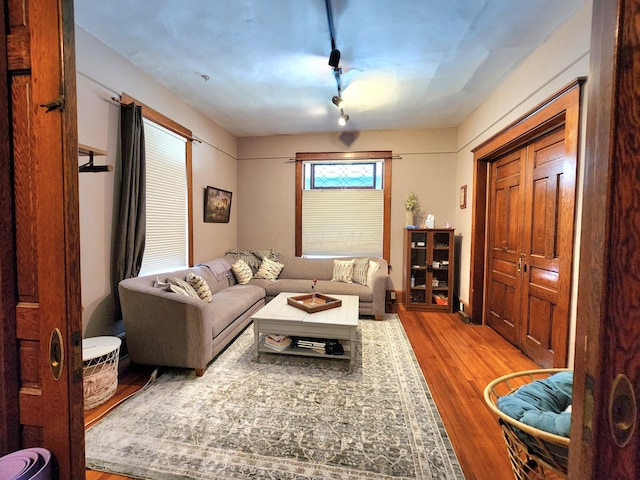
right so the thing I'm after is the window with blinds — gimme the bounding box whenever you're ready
[138,119,188,276]
[301,160,384,257]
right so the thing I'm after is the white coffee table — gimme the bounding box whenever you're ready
[252,292,359,368]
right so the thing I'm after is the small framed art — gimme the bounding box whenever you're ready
[460,185,467,209]
[204,186,232,223]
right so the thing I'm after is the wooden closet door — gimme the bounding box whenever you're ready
[485,148,526,346]
[520,126,573,367]
[3,0,85,477]
[485,122,575,368]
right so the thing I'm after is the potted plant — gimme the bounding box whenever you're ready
[405,191,421,226]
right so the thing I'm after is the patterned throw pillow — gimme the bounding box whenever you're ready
[165,277,201,299]
[187,272,213,302]
[366,260,380,286]
[331,259,355,283]
[231,259,253,284]
[352,257,370,285]
[254,257,284,281]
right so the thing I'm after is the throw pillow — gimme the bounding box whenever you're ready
[165,277,201,299]
[187,272,213,302]
[352,257,370,285]
[366,260,380,286]
[331,259,355,283]
[254,257,284,281]
[231,258,253,284]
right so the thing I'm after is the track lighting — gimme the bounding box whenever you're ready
[325,1,350,126]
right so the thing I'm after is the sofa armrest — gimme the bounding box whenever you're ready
[118,282,213,371]
[369,259,389,320]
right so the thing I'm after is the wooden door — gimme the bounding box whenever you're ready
[1,0,85,478]
[484,108,577,367]
[520,127,574,367]
[486,148,525,346]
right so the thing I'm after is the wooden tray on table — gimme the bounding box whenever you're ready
[287,293,342,313]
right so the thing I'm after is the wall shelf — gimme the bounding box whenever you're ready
[79,144,112,173]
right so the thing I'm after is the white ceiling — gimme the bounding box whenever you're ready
[74,0,586,137]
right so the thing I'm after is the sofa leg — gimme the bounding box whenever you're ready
[375,314,383,321]
[195,368,205,377]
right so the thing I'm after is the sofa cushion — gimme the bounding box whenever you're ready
[254,257,284,281]
[163,277,201,299]
[187,272,213,302]
[225,248,280,273]
[352,257,369,285]
[366,260,380,286]
[331,259,355,283]
[261,279,373,303]
[231,259,253,284]
[209,284,265,336]
[497,371,573,437]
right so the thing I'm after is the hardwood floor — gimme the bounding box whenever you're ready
[85,306,537,479]
[397,306,537,479]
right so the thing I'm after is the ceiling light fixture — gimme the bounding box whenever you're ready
[332,95,344,109]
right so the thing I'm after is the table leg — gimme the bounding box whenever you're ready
[349,325,356,371]
[253,319,260,361]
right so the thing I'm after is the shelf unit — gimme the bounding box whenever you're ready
[403,228,454,312]
[258,336,352,361]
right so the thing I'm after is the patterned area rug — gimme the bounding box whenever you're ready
[85,314,465,479]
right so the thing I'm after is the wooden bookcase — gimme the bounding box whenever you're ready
[403,228,454,312]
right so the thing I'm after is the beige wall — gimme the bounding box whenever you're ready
[76,26,239,337]
[237,129,458,292]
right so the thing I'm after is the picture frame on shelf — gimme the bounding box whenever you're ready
[204,186,232,223]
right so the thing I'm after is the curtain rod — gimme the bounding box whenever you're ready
[288,155,402,162]
[110,96,202,144]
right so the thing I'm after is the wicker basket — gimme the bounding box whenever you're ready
[83,345,120,410]
[483,369,571,480]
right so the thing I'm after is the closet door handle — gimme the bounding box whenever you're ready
[49,327,64,380]
[517,254,526,274]
[609,374,636,447]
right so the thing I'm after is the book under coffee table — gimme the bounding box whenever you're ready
[252,292,359,368]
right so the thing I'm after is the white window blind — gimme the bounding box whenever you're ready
[302,189,383,257]
[138,119,188,276]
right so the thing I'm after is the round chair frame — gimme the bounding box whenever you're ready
[483,368,571,480]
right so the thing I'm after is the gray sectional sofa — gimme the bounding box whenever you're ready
[118,253,388,376]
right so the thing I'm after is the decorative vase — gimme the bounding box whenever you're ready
[405,209,414,226]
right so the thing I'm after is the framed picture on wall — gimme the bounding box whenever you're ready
[204,186,232,223]
[460,185,467,209]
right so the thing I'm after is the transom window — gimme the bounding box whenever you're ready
[305,162,383,189]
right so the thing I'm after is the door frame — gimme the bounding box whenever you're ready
[0,0,19,455]
[469,79,584,341]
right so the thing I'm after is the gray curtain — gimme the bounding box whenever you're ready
[111,102,146,318]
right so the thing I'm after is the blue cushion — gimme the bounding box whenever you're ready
[497,371,572,437]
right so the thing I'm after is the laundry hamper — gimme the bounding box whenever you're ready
[484,368,572,480]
